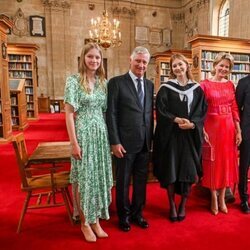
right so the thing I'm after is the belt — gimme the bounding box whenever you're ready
[208,105,231,115]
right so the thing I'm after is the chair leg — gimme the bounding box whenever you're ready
[61,188,74,225]
[17,191,31,233]
[65,187,73,207]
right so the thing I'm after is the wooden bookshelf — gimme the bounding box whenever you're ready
[188,34,250,83]
[9,79,28,130]
[152,49,192,92]
[7,43,39,120]
[0,15,13,143]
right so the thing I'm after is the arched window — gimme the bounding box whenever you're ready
[218,0,229,36]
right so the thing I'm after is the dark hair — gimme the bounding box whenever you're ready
[169,53,194,81]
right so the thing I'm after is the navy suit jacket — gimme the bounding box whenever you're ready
[106,72,154,153]
[236,75,250,140]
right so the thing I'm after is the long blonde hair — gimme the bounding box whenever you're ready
[169,53,194,81]
[79,43,106,93]
[211,52,234,76]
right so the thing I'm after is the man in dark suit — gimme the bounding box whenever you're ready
[107,47,154,231]
[236,74,250,214]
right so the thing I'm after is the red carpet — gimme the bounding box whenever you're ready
[0,113,250,250]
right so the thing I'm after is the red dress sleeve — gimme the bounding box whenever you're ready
[229,81,240,122]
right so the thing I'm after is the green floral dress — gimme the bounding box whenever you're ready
[64,74,113,224]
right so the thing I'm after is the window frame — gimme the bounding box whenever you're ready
[218,0,230,37]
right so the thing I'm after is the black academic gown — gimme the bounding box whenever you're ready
[153,80,207,192]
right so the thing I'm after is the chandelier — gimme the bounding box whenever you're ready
[88,0,122,49]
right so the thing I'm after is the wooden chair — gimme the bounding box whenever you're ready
[12,133,74,233]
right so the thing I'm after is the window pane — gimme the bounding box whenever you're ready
[218,0,229,37]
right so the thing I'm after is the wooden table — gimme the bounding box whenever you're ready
[28,141,71,165]
[28,141,72,206]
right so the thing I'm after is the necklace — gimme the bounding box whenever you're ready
[177,79,188,86]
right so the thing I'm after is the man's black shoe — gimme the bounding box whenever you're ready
[240,202,250,214]
[119,221,131,232]
[131,216,149,229]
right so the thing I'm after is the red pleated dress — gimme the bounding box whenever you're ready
[200,79,239,190]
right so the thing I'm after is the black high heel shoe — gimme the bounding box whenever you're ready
[177,204,186,222]
[169,215,178,222]
[169,205,178,222]
[178,215,186,222]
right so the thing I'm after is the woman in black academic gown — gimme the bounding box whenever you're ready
[153,54,207,222]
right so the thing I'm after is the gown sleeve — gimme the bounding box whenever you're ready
[153,85,175,174]
[229,81,240,122]
[190,86,208,127]
[156,86,176,123]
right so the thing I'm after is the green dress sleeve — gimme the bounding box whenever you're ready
[64,74,80,112]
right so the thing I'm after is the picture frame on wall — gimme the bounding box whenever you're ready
[163,28,172,47]
[149,28,162,46]
[135,26,148,43]
[29,15,46,37]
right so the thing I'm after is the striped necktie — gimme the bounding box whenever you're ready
[136,78,144,107]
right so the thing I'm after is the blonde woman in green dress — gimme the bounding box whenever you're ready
[64,43,113,242]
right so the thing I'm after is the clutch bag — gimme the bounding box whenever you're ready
[202,141,215,161]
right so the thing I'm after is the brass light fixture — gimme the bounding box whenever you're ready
[89,0,122,49]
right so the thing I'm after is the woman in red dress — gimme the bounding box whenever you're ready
[200,52,242,215]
